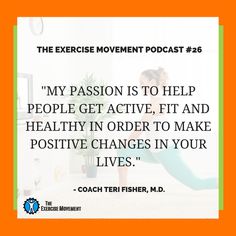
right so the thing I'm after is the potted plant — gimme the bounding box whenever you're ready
[70,74,114,178]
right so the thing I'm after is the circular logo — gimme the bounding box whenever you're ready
[23,198,40,214]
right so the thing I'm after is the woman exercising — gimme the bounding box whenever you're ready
[117,68,217,190]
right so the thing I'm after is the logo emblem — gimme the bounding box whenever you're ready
[23,198,40,214]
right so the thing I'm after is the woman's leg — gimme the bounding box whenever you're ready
[117,147,217,190]
[155,148,217,190]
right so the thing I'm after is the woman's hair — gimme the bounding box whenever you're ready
[141,67,166,85]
